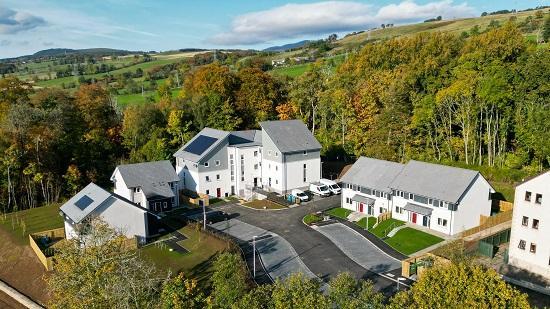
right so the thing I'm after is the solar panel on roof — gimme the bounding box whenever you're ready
[184,135,218,155]
[75,195,94,210]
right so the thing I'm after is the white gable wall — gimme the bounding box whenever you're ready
[450,174,492,235]
[508,172,550,279]
[96,198,148,239]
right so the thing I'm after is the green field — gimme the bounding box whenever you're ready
[115,88,180,107]
[0,204,64,244]
[271,63,310,77]
[384,227,444,255]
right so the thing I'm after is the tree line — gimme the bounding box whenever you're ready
[1,21,549,213]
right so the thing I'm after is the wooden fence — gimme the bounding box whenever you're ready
[377,211,392,222]
[402,253,451,278]
[29,227,65,271]
[497,200,514,212]
[461,210,513,238]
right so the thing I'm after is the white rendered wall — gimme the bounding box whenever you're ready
[96,198,148,239]
[508,172,550,279]
[341,187,390,217]
[450,175,492,235]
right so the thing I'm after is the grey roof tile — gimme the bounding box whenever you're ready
[114,160,178,199]
[341,157,405,193]
[389,160,482,204]
[260,119,321,153]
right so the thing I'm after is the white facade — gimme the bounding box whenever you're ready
[341,185,391,217]
[508,172,550,279]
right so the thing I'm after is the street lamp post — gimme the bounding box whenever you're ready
[202,201,206,230]
[252,236,258,278]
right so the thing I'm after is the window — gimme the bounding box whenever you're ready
[346,197,351,204]
[230,155,235,181]
[268,150,272,156]
[530,243,537,253]
[395,206,403,214]
[276,180,279,184]
[379,207,385,214]
[254,151,258,157]
[275,152,279,157]
[254,164,258,170]
[303,164,307,182]
[303,150,307,155]
[216,174,220,180]
[360,187,372,195]
[518,240,526,250]
[206,176,211,182]
[163,202,168,209]
[438,218,448,227]
[525,191,531,202]
[375,190,381,198]
[522,216,529,226]
[532,219,539,229]
[241,176,245,181]
[400,191,404,198]
[413,195,429,205]
[535,193,542,204]
[204,162,209,167]
[206,189,210,195]
[134,187,141,193]
[275,166,278,171]
[215,160,220,166]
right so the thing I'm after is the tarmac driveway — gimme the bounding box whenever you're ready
[209,219,318,281]
[313,223,401,273]
[216,195,403,295]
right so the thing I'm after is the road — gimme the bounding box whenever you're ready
[216,195,404,296]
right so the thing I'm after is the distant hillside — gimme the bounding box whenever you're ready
[264,40,311,52]
[1,48,142,62]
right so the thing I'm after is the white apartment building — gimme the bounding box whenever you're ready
[508,171,550,279]
[341,157,495,236]
[174,119,322,197]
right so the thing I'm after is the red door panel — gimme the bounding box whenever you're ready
[359,203,364,213]
[412,213,417,223]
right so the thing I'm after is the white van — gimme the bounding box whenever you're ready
[309,183,331,197]
[291,189,309,202]
[319,179,341,195]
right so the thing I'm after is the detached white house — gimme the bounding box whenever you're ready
[174,119,321,197]
[508,171,550,279]
[341,157,494,236]
[59,183,158,243]
[111,160,180,213]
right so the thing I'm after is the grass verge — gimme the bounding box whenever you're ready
[303,214,322,225]
[370,218,405,238]
[384,227,444,255]
[326,207,353,220]
[356,216,377,230]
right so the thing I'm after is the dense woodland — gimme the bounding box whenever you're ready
[1,22,549,212]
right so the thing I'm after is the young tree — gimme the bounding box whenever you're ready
[209,252,249,309]
[46,219,165,308]
[161,272,206,309]
[271,273,329,309]
[328,272,384,309]
[388,262,530,308]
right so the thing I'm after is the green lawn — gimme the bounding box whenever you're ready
[303,213,322,225]
[384,227,444,255]
[243,199,286,210]
[370,218,405,238]
[326,207,353,220]
[0,204,64,244]
[356,216,377,230]
[140,225,230,286]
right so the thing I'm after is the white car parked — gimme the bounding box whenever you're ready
[309,183,331,197]
[319,178,341,195]
[291,189,309,202]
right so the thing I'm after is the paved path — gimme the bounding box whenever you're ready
[210,219,318,281]
[0,280,43,309]
[216,196,403,296]
[313,223,402,273]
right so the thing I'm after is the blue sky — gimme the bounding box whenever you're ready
[0,0,546,58]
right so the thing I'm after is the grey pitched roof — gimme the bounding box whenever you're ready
[173,128,230,162]
[260,119,321,153]
[351,194,375,205]
[60,183,146,224]
[113,160,178,199]
[341,157,405,193]
[229,130,262,147]
[389,160,481,204]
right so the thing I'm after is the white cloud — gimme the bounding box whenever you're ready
[0,7,46,34]
[209,0,475,45]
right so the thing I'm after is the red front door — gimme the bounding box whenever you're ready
[359,203,364,213]
[412,213,417,224]
[216,188,221,198]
